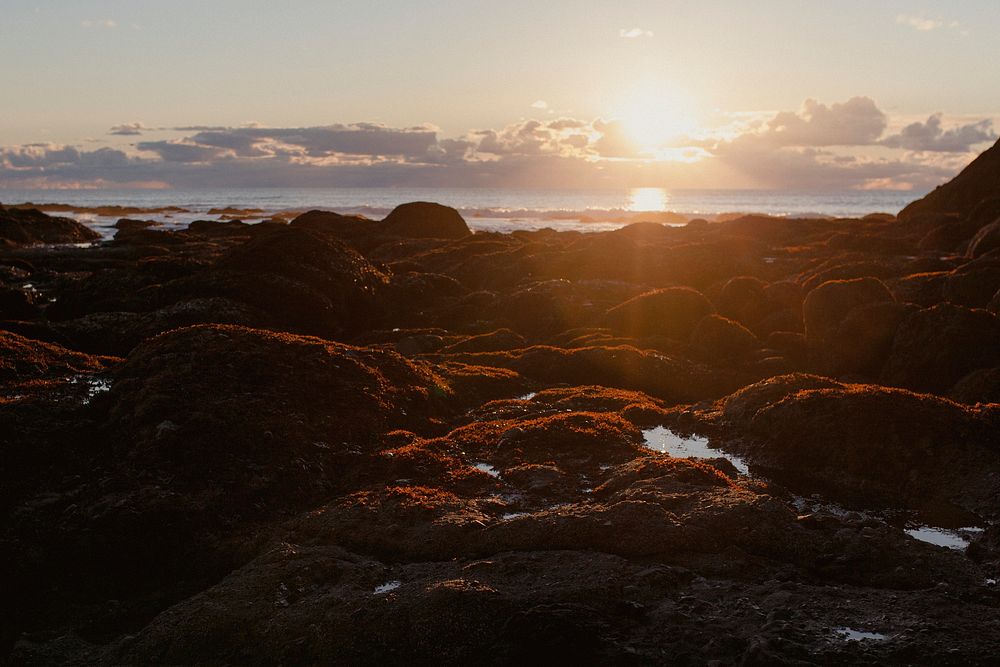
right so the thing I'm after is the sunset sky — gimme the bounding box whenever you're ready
[2,0,999,191]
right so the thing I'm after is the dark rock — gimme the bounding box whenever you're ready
[689,314,760,362]
[441,329,526,353]
[899,138,1000,221]
[882,303,1000,393]
[382,202,472,239]
[802,278,894,345]
[605,287,715,340]
[714,276,769,329]
[114,218,159,231]
[949,366,1000,404]
[942,255,1000,308]
[967,217,1000,258]
[734,382,1000,514]
[0,207,100,246]
[826,301,918,377]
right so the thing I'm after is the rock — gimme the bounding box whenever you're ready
[0,207,100,246]
[967,218,1000,258]
[441,329,526,353]
[54,298,269,356]
[899,139,1000,221]
[942,255,1000,308]
[714,276,769,329]
[381,202,472,239]
[689,314,760,362]
[0,330,111,386]
[491,280,641,339]
[888,271,948,307]
[949,366,1000,404]
[605,287,715,340]
[802,277,894,345]
[143,225,393,337]
[114,218,159,231]
[826,301,917,377]
[736,383,1000,514]
[719,373,844,424]
[185,219,253,237]
[882,303,1000,393]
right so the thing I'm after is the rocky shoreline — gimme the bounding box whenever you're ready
[3,142,1000,664]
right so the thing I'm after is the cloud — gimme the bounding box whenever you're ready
[81,19,117,29]
[530,100,549,110]
[109,122,151,136]
[0,103,989,193]
[135,141,227,163]
[880,114,997,152]
[591,119,637,158]
[619,28,654,38]
[896,14,942,31]
[752,97,887,147]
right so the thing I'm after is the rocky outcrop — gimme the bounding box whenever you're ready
[382,202,472,239]
[0,207,101,246]
[899,138,1000,221]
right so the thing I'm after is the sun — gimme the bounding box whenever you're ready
[618,85,698,152]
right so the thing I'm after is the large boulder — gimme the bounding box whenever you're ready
[148,225,391,336]
[826,301,917,377]
[882,303,1000,393]
[382,202,472,239]
[735,383,1000,514]
[802,277,894,345]
[689,314,760,362]
[605,287,715,340]
[0,207,100,246]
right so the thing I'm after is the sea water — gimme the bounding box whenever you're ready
[0,187,920,240]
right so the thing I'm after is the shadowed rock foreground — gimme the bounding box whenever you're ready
[3,147,1000,665]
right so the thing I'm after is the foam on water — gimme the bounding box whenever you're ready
[642,427,750,475]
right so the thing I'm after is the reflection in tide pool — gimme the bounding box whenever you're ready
[905,525,983,550]
[627,187,670,212]
[642,427,750,475]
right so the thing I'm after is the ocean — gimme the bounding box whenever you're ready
[0,187,922,240]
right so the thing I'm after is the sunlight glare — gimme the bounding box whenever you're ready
[627,187,670,212]
[619,85,698,152]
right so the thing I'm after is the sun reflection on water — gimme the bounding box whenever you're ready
[627,187,670,212]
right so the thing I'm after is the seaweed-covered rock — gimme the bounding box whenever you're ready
[826,301,917,377]
[736,383,1000,515]
[882,303,1000,393]
[605,287,715,340]
[803,277,894,345]
[689,314,760,362]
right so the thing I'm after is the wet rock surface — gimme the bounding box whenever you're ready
[4,176,1000,664]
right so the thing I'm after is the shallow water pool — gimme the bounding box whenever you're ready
[642,427,750,475]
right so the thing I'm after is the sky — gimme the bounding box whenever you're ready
[2,0,999,191]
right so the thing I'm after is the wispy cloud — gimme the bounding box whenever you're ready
[81,19,118,29]
[530,100,549,110]
[896,13,966,35]
[619,27,654,39]
[109,122,152,136]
